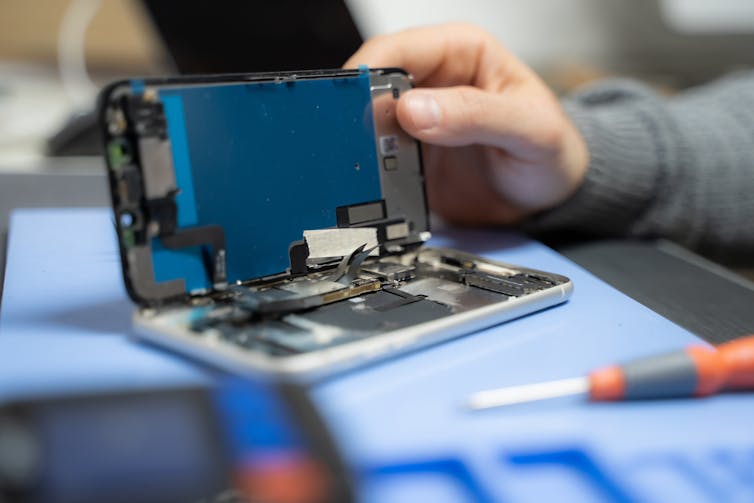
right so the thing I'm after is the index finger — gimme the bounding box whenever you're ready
[344,22,524,88]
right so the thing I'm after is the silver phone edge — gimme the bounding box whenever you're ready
[132,280,573,382]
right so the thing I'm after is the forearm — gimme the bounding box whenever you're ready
[525,71,754,261]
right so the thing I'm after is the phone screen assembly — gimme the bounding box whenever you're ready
[100,67,572,379]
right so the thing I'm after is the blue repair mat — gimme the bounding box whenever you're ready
[2,209,753,502]
[146,75,382,292]
[311,228,754,503]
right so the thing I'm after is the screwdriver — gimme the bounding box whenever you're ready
[467,335,754,410]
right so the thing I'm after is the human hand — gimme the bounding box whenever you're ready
[345,23,589,226]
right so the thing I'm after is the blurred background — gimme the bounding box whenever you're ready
[1,0,754,295]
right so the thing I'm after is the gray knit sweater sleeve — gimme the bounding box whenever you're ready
[524,71,754,261]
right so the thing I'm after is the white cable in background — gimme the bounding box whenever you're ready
[57,0,102,112]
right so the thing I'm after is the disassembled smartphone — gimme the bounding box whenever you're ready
[100,67,572,379]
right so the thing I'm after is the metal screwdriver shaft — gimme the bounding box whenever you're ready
[467,335,754,411]
[468,377,588,410]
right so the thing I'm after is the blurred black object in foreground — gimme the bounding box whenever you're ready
[0,379,353,503]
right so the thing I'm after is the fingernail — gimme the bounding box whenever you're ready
[404,92,441,130]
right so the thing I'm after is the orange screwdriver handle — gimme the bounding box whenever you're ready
[588,348,704,401]
[685,345,727,396]
[717,334,754,389]
[690,334,754,394]
[589,334,754,401]
[588,366,626,401]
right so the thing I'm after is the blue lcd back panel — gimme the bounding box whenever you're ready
[147,76,382,292]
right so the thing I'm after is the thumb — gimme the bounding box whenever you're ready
[396,86,527,149]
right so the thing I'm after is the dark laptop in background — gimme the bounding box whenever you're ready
[142,0,362,74]
[47,0,363,157]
